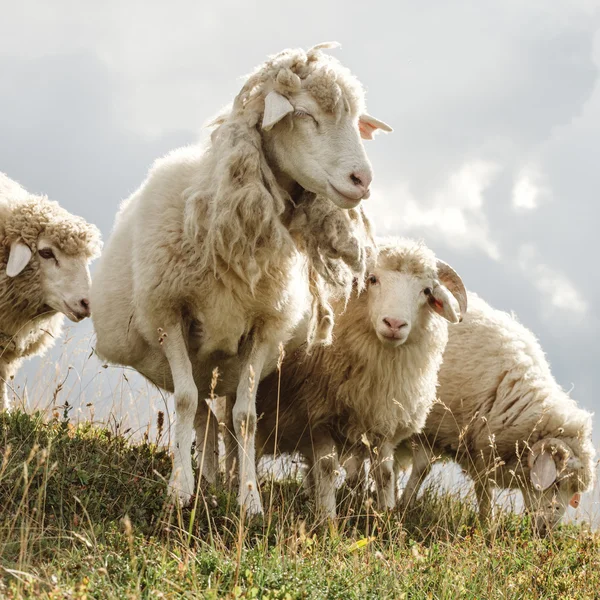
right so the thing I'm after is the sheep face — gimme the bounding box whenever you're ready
[366,267,435,347]
[262,90,377,210]
[35,237,92,322]
[522,482,579,536]
[523,438,583,535]
[364,247,467,347]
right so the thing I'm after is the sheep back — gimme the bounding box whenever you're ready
[427,292,596,492]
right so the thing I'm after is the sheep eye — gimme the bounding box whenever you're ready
[423,287,432,296]
[368,274,378,285]
[294,110,317,126]
[38,248,55,260]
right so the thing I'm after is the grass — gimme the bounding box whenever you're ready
[0,409,598,599]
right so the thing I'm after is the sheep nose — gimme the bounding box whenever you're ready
[349,169,373,196]
[79,298,91,317]
[382,317,408,332]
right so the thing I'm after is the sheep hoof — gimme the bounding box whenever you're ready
[168,473,195,507]
[168,486,193,507]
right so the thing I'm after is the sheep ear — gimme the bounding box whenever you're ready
[569,493,581,508]
[436,259,468,321]
[530,451,558,491]
[359,114,393,140]
[6,240,32,277]
[428,284,461,323]
[262,91,294,130]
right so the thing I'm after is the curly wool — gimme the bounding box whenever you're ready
[4,198,102,258]
[289,194,375,345]
[290,193,374,289]
[0,234,63,405]
[235,42,366,117]
[185,120,294,289]
[0,254,63,373]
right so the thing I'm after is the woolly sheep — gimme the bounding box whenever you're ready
[90,42,391,514]
[250,238,467,519]
[0,173,101,410]
[397,292,596,535]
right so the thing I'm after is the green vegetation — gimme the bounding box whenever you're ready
[0,410,598,599]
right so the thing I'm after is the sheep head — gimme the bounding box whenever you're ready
[363,238,466,348]
[233,42,392,210]
[523,437,587,536]
[3,198,101,322]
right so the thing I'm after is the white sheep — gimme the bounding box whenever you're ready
[0,173,102,410]
[251,238,467,519]
[90,42,391,514]
[397,292,596,534]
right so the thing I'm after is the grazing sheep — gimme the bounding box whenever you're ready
[90,42,391,514]
[0,173,102,410]
[252,238,467,519]
[397,292,596,535]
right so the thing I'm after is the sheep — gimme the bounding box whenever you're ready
[251,238,467,519]
[0,172,102,410]
[90,42,391,515]
[396,292,596,535]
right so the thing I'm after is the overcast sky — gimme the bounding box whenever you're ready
[2,2,599,466]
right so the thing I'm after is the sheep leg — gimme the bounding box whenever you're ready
[301,462,315,498]
[0,381,7,412]
[474,478,494,522]
[398,442,434,510]
[162,323,198,505]
[193,399,219,486]
[341,451,366,494]
[223,394,238,487]
[232,339,269,516]
[372,441,396,511]
[309,436,339,520]
[0,362,12,412]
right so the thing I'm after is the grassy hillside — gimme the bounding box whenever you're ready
[0,410,598,599]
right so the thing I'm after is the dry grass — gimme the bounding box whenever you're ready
[0,408,598,599]
[1,333,598,598]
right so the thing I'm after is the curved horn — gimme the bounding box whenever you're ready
[309,41,341,53]
[436,259,467,321]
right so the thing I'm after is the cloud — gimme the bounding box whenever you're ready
[371,160,501,260]
[518,244,588,317]
[512,166,547,211]
[1,0,598,449]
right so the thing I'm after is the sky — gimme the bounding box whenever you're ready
[1,0,599,516]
